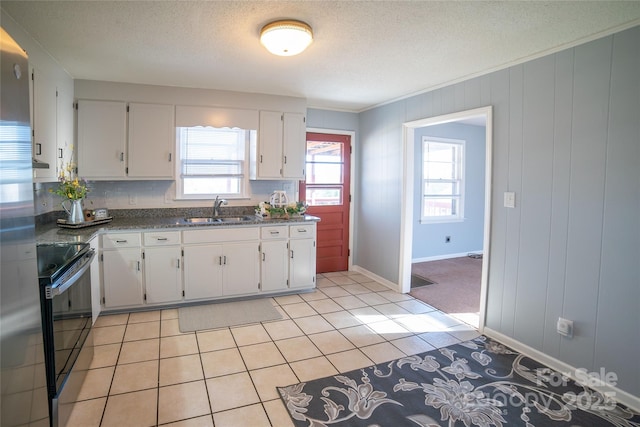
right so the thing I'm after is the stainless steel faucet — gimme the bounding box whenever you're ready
[213,195,228,217]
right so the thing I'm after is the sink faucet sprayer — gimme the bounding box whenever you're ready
[213,196,228,217]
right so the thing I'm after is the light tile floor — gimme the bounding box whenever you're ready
[66,271,480,427]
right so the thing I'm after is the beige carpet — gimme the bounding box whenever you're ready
[409,256,481,315]
[178,298,282,332]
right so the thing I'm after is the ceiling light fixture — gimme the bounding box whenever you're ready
[260,20,313,56]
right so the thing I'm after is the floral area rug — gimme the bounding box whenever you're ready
[278,336,640,427]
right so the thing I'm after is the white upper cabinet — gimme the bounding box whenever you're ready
[77,100,174,180]
[282,112,306,179]
[78,100,127,179]
[128,103,174,178]
[55,84,74,174]
[251,111,306,180]
[30,66,58,181]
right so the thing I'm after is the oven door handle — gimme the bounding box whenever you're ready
[45,250,95,299]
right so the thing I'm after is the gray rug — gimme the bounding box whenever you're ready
[178,298,282,332]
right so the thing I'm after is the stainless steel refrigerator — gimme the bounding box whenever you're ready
[1,27,51,426]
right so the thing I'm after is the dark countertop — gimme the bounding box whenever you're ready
[36,209,319,244]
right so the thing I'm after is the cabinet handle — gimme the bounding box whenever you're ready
[120,152,124,162]
[284,155,287,164]
[58,148,63,159]
[168,153,172,162]
[297,229,307,233]
[219,256,223,266]
[223,256,227,265]
[156,237,168,241]
[270,231,280,235]
[116,240,128,243]
[137,261,141,271]
[260,155,263,163]
[177,259,180,269]
[290,250,294,259]
[35,143,42,155]
[262,253,266,261]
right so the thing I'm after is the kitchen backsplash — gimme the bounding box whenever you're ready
[34,179,298,216]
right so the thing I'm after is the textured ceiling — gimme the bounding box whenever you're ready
[2,1,639,112]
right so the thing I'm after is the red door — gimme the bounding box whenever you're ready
[300,133,351,273]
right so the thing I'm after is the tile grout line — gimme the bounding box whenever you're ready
[81,273,476,426]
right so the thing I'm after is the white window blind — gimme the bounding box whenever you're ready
[176,127,250,199]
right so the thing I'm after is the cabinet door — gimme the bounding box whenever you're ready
[56,84,74,176]
[257,110,283,179]
[261,240,289,292]
[78,100,127,178]
[128,103,175,178]
[89,238,101,324]
[223,242,260,296]
[31,67,57,181]
[289,238,316,289]
[183,245,223,300]
[282,112,306,179]
[102,248,143,308]
[144,247,182,304]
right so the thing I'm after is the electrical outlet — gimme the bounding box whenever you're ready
[504,192,516,208]
[445,236,451,243]
[557,317,573,338]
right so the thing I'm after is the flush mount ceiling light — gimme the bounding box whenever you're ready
[260,20,313,56]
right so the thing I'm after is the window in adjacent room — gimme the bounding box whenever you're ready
[175,127,255,199]
[421,137,465,222]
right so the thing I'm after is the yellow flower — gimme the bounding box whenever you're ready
[52,160,88,201]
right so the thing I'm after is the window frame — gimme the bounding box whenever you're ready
[174,126,253,201]
[303,140,345,206]
[420,136,465,223]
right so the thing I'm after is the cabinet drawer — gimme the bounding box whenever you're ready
[183,227,259,244]
[102,233,141,249]
[261,226,288,240]
[289,224,315,238]
[143,231,181,246]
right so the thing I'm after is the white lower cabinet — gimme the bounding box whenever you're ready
[143,231,182,305]
[183,228,260,300]
[260,226,289,292]
[88,236,101,324]
[101,233,144,309]
[221,242,260,296]
[289,224,317,289]
[183,244,223,300]
[144,246,182,304]
[100,223,316,310]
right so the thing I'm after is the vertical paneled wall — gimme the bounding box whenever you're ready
[355,26,639,396]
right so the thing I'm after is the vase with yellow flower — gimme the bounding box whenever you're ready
[50,161,88,224]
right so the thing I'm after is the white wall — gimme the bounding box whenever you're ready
[357,26,640,398]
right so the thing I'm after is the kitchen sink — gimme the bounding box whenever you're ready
[183,216,255,224]
[218,216,255,222]
[184,217,221,224]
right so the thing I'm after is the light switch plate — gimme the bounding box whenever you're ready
[504,192,516,208]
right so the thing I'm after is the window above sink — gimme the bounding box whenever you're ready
[175,126,256,201]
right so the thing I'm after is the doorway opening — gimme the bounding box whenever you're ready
[400,107,492,332]
[300,130,353,273]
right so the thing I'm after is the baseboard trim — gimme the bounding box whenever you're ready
[483,327,640,413]
[412,251,483,263]
[350,265,397,292]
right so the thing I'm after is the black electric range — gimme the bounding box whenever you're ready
[37,242,95,427]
